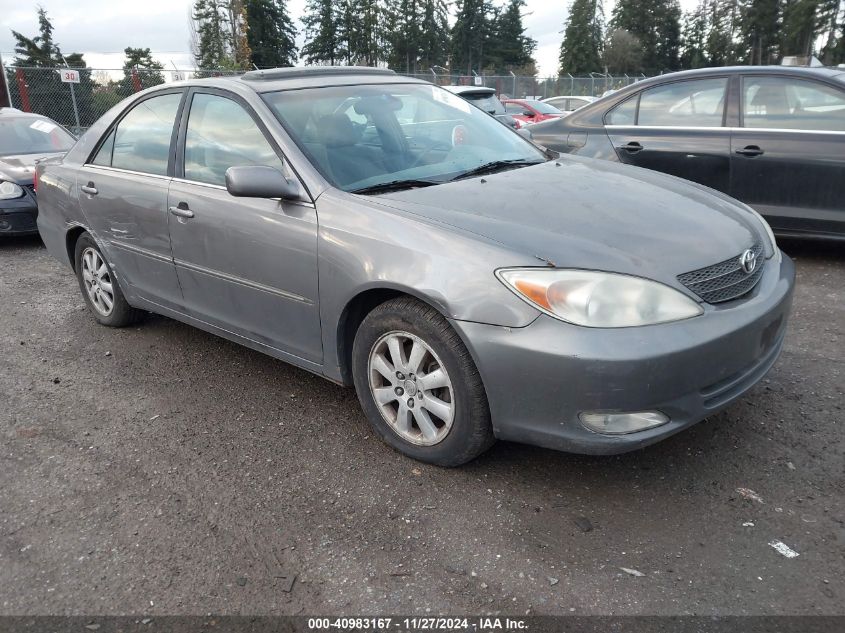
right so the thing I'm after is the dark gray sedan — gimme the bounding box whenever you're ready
[36,67,794,466]
[530,65,845,241]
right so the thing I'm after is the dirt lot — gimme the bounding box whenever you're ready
[0,236,842,616]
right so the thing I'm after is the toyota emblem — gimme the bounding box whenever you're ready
[739,249,757,275]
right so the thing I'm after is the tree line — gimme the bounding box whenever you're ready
[561,0,845,76]
[190,0,537,76]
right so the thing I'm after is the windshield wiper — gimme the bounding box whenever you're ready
[350,179,441,195]
[450,159,544,182]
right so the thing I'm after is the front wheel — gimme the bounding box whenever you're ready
[352,297,495,466]
[74,233,144,327]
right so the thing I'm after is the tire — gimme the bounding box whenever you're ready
[352,297,495,466]
[74,232,144,327]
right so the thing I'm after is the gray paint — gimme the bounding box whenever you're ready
[36,70,796,454]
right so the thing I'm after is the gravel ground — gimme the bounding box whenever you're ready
[0,236,842,616]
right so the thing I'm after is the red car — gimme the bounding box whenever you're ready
[502,99,565,126]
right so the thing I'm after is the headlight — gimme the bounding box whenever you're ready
[497,268,703,328]
[0,181,25,200]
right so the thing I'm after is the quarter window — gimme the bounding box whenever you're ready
[102,93,182,175]
[183,93,284,186]
[743,76,845,131]
[637,78,728,127]
[606,96,638,125]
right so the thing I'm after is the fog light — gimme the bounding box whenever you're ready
[0,219,11,232]
[579,411,669,435]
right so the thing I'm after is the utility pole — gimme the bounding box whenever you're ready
[0,52,12,108]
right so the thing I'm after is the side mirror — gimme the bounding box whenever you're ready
[523,111,535,117]
[225,165,300,200]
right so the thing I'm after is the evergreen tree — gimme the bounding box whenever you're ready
[192,0,231,69]
[451,0,492,75]
[488,0,537,73]
[121,47,165,92]
[610,0,683,73]
[246,0,298,67]
[740,0,782,64]
[680,1,710,68]
[301,0,341,64]
[705,0,742,66]
[226,0,253,69]
[11,6,84,68]
[418,0,451,70]
[604,28,644,73]
[559,0,604,74]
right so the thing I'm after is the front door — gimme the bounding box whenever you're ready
[605,77,732,193]
[730,74,845,237]
[77,91,185,309]
[167,90,322,363]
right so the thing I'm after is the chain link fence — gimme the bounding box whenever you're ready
[4,66,650,135]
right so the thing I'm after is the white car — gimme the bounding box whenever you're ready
[541,95,597,114]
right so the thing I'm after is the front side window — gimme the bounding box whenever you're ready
[0,116,75,156]
[743,76,845,131]
[105,92,182,175]
[183,93,284,186]
[637,78,728,127]
[263,84,545,192]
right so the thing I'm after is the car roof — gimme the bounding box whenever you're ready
[632,65,845,86]
[166,66,430,94]
[0,107,53,121]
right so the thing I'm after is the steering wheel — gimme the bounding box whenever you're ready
[409,140,453,168]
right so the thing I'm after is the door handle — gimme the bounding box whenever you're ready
[80,182,98,195]
[618,142,643,153]
[168,205,194,219]
[736,145,764,157]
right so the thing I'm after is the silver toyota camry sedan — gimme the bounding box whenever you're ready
[36,67,794,466]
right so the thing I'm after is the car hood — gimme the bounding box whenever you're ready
[0,152,65,184]
[370,156,765,292]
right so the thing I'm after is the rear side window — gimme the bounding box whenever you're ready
[94,92,182,175]
[637,78,727,127]
[606,96,638,125]
[183,93,284,186]
[743,76,845,131]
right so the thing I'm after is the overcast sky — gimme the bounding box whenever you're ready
[0,0,699,77]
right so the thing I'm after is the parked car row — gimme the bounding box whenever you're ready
[26,66,796,467]
[0,107,75,235]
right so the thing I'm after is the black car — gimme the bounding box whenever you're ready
[530,65,845,241]
[443,85,519,129]
[1,107,76,236]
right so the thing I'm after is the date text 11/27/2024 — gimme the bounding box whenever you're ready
[307,617,529,631]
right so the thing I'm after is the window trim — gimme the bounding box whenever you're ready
[604,76,730,128]
[174,87,312,204]
[739,73,845,132]
[84,88,188,177]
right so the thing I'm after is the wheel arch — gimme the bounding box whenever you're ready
[335,284,452,386]
[65,225,89,272]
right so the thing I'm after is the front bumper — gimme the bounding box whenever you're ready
[0,189,39,236]
[453,253,795,455]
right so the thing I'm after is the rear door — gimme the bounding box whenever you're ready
[167,89,322,363]
[730,74,845,237]
[605,77,732,192]
[77,90,185,309]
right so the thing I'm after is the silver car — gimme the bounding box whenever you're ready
[36,67,795,466]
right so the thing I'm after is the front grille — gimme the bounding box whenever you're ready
[678,242,765,304]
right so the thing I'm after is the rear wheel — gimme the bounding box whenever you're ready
[74,233,143,327]
[352,297,494,466]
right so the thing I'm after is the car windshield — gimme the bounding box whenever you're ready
[462,93,506,115]
[0,116,75,156]
[523,100,562,114]
[263,83,545,192]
